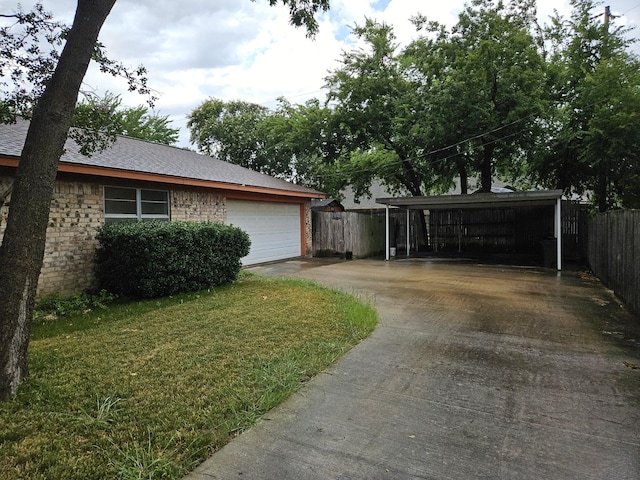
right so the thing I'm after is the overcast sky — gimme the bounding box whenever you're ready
[13,0,640,147]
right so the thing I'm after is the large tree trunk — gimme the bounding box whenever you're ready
[479,141,494,193]
[456,157,468,194]
[0,0,116,401]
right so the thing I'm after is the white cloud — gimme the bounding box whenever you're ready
[10,0,640,147]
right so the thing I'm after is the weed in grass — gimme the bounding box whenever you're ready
[34,290,117,322]
[74,395,122,426]
[105,429,182,480]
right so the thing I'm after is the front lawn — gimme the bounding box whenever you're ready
[0,274,377,479]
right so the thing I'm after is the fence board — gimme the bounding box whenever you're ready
[313,209,426,258]
[587,209,640,317]
[313,211,387,258]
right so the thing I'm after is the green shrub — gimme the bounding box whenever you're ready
[95,221,251,299]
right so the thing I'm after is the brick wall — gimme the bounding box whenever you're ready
[171,190,225,223]
[0,176,10,231]
[0,177,104,297]
[0,179,228,297]
[40,180,104,296]
[304,200,312,255]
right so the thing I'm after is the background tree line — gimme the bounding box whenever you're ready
[188,0,640,212]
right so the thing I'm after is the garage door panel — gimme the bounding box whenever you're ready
[226,201,301,265]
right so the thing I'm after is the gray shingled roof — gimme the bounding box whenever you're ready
[0,120,322,197]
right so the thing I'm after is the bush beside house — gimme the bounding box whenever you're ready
[95,221,250,298]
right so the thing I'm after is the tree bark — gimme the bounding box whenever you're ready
[0,0,116,401]
[480,141,494,193]
[456,157,468,194]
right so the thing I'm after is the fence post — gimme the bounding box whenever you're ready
[556,197,562,271]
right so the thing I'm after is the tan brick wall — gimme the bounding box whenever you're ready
[0,176,104,297]
[171,190,225,223]
[0,176,10,232]
[1,179,229,297]
[304,201,312,256]
[40,180,104,296]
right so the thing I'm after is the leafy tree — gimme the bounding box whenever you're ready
[534,0,640,211]
[73,92,179,148]
[324,20,437,201]
[119,105,178,145]
[407,0,546,193]
[0,0,330,401]
[188,96,346,193]
[322,0,546,204]
[188,98,271,173]
[257,97,346,194]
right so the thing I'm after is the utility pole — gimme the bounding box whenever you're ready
[604,5,611,56]
[598,6,611,213]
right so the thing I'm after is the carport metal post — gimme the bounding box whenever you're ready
[556,197,562,271]
[406,209,410,257]
[385,204,390,261]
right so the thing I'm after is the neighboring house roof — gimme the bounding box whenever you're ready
[340,180,406,210]
[311,198,344,211]
[0,120,323,199]
[340,178,517,210]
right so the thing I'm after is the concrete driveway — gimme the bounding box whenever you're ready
[186,258,640,480]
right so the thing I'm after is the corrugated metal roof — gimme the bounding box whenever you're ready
[0,119,323,197]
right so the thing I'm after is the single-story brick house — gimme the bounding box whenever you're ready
[0,120,323,296]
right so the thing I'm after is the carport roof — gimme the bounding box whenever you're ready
[376,189,563,210]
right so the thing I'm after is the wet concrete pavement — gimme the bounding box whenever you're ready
[185,258,640,479]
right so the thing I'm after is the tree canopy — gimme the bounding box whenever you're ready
[533,0,640,211]
[73,92,179,151]
[187,0,638,212]
[188,98,271,172]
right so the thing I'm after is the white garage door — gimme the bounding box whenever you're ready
[226,200,301,265]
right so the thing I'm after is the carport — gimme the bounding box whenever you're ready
[376,190,564,270]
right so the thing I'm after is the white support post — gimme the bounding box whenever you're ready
[385,204,390,261]
[556,198,562,271]
[406,209,410,257]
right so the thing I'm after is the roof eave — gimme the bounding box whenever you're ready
[376,190,564,210]
[0,156,324,200]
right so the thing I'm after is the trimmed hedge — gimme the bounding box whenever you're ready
[95,221,250,299]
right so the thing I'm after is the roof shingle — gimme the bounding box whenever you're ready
[0,120,323,197]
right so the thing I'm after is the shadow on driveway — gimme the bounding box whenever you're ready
[187,258,640,479]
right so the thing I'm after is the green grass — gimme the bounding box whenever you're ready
[0,274,377,479]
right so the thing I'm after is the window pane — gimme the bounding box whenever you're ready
[105,199,137,215]
[104,187,169,220]
[141,190,168,202]
[141,201,169,215]
[104,186,136,201]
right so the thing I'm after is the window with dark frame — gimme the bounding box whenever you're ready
[104,186,170,224]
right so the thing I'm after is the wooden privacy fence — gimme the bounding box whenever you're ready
[588,209,640,317]
[312,211,386,258]
[313,210,427,258]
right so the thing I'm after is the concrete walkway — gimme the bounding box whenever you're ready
[185,258,640,480]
